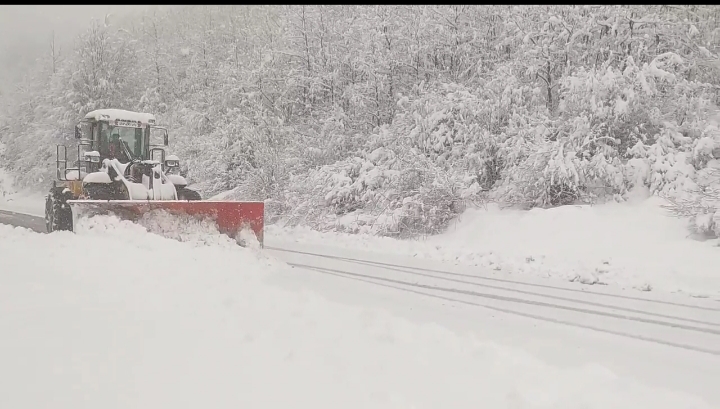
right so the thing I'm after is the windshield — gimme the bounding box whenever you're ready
[98,122,147,160]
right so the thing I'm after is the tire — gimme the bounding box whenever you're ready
[177,187,202,201]
[45,187,73,233]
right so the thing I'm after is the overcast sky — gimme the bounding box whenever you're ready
[0,5,153,94]
[0,5,152,45]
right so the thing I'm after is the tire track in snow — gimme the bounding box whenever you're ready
[268,244,720,354]
[285,262,720,336]
[292,264,720,357]
[267,246,720,313]
[317,256,720,328]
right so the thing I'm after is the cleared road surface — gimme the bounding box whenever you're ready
[0,209,45,233]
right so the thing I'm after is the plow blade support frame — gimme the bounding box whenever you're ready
[67,200,264,246]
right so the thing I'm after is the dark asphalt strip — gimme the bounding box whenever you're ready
[0,210,45,233]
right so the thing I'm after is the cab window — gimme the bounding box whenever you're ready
[98,122,146,160]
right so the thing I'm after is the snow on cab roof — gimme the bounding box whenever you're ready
[84,109,157,125]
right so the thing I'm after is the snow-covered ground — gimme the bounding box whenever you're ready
[270,192,720,299]
[1,173,719,298]
[1,216,718,408]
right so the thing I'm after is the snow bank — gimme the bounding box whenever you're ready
[78,210,239,248]
[76,210,262,249]
[269,195,720,298]
[0,221,713,408]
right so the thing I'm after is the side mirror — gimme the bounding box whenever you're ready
[150,148,165,165]
[75,124,82,139]
[165,154,180,168]
[150,127,169,147]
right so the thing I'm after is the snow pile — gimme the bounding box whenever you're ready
[76,211,233,247]
[237,224,262,249]
[75,210,262,249]
[0,222,714,408]
[135,210,238,247]
[269,195,720,298]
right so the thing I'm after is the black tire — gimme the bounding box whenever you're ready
[177,187,202,201]
[45,187,73,233]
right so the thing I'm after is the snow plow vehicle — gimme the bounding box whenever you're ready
[45,109,264,246]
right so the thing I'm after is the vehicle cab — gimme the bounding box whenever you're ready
[77,109,169,165]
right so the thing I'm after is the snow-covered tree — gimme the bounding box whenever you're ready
[2,5,720,236]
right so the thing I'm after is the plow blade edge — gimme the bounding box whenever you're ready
[67,200,265,246]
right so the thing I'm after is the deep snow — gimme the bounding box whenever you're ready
[1,152,719,300]
[0,217,716,408]
[270,192,720,299]
[1,175,719,297]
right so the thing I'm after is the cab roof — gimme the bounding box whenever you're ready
[84,109,157,126]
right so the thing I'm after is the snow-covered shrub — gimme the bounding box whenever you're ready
[621,56,719,198]
[494,114,626,208]
[379,158,465,238]
[626,123,699,197]
[281,135,466,238]
[494,53,719,209]
[280,155,387,231]
[390,79,541,188]
[665,165,720,237]
[661,111,720,235]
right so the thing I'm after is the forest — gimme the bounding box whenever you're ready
[1,5,719,237]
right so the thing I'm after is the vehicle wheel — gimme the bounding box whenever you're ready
[177,187,202,201]
[45,187,73,233]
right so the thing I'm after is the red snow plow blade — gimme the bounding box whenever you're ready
[67,200,264,247]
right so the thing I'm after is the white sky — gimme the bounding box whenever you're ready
[0,5,154,94]
[0,5,152,44]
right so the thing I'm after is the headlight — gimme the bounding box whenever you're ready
[84,152,100,163]
[165,159,179,168]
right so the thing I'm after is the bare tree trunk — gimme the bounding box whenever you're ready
[50,31,58,74]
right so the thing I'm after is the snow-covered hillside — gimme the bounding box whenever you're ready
[1,217,717,408]
[2,5,720,238]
